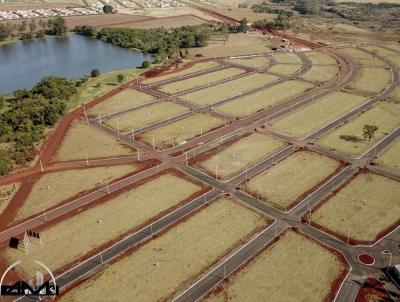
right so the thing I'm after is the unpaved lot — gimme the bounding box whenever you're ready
[0,183,20,216]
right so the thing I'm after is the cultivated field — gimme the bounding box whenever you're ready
[311,172,400,243]
[272,53,303,64]
[337,48,387,66]
[182,73,279,106]
[138,113,225,149]
[0,183,20,216]
[215,80,314,118]
[242,151,340,211]
[375,137,400,172]
[5,173,205,276]
[105,101,189,132]
[302,65,339,82]
[227,56,269,69]
[194,133,285,180]
[53,121,135,162]
[304,51,338,65]
[59,197,269,302]
[204,230,346,302]
[14,165,137,222]
[269,64,302,76]
[317,102,400,157]
[158,67,245,94]
[346,67,392,93]
[89,89,154,116]
[141,61,221,85]
[270,92,366,138]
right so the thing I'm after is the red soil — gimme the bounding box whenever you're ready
[358,253,375,266]
[355,278,393,302]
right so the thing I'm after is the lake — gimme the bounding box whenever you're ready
[0,34,151,94]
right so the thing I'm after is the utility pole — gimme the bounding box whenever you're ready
[39,159,44,172]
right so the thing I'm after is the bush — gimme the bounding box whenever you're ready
[339,135,363,142]
[91,69,101,77]
[103,4,114,14]
[35,31,46,39]
[117,74,125,83]
[142,61,150,68]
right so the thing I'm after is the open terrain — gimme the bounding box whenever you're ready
[346,67,392,94]
[311,172,400,244]
[105,101,190,132]
[242,151,340,211]
[304,51,338,65]
[58,197,269,302]
[317,102,400,157]
[0,183,20,216]
[54,121,135,162]
[193,133,285,180]
[204,230,347,302]
[337,48,387,66]
[270,92,366,138]
[375,137,400,172]
[269,64,302,76]
[302,65,339,82]
[14,165,137,222]
[226,56,269,69]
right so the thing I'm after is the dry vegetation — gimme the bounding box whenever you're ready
[54,121,135,162]
[15,165,137,222]
[337,48,387,66]
[269,64,302,76]
[346,67,392,93]
[204,230,346,302]
[311,172,400,243]
[59,197,269,302]
[304,51,338,65]
[226,56,269,69]
[375,138,400,172]
[242,151,340,211]
[272,53,303,64]
[302,65,339,82]
[0,183,20,216]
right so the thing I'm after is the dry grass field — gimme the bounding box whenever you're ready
[384,43,400,52]
[392,86,400,99]
[105,102,189,132]
[0,183,20,216]
[53,121,135,162]
[89,89,154,116]
[272,53,303,64]
[204,230,346,302]
[337,48,387,66]
[138,113,224,149]
[215,80,314,118]
[195,133,285,180]
[302,65,339,82]
[346,67,392,93]
[375,138,400,172]
[270,92,366,138]
[182,73,279,106]
[59,197,269,302]
[269,64,302,76]
[317,102,400,157]
[14,165,137,222]
[5,173,205,276]
[158,67,245,94]
[364,46,400,70]
[304,51,338,65]
[242,151,340,211]
[311,172,400,243]
[142,61,221,85]
[210,6,275,22]
[227,56,269,69]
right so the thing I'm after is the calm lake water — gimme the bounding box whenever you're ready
[0,34,151,94]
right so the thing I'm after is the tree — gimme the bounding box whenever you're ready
[363,124,378,142]
[103,4,114,14]
[0,23,11,41]
[117,74,125,83]
[142,60,150,68]
[18,20,27,32]
[238,18,249,32]
[39,19,46,29]
[50,17,67,37]
[91,69,100,77]
[0,95,5,110]
[295,0,321,15]
[29,18,36,32]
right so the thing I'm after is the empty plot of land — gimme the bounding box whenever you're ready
[89,89,154,116]
[302,65,339,82]
[204,230,346,302]
[158,67,245,94]
[194,133,285,180]
[215,80,314,118]
[105,102,189,132]
[337,48,386,66]
[227,56,269,69]
[392,86,400,99]
[59,197,269,302]
[54,121,135,162]
[304,51,337,65]
[109,15,209,29]
[141,61,221,85]
[5,173,205,276]
[384,43,400,52]
[15,165,137,222]
[311,173,400,243]
[272,53,303,64]
[317,102,400,157]
[242,151,340,211]
[375,137,400,172]
[270,92,366,138]
[269,64,302,76]
[346,67,392,93]
[183,73,279,106]
[138,113,224,149]
[0,183,20,216]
